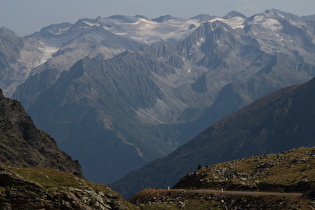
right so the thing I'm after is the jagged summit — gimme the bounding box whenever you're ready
[191,14,216,21]
[37,22,72,38]
[107,15,139,23]
[135,15,149,20]
[223,11,247,19]
[264,9,301,20]
[152,15,176,22]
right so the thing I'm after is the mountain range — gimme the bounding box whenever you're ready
[1,14,206,98]
[1,9,315,193]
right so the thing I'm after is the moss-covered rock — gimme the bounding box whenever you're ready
[174,147,315,193]
[0,166,138,209]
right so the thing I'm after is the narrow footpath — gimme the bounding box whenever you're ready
[165,189,302,197]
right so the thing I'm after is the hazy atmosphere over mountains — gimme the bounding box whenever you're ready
[1,0,315,205]
[1,0,314,36]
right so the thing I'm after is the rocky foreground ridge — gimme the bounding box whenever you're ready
[0,166,137,209]
[131,189,311,209]
[174,147,315,194]
[130,147,315,209]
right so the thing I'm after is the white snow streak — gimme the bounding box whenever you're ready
[82,21,100,27]
[36,43,59,66]
[101,17,203,44]
[209,17,245,29]
[262,18,283,31]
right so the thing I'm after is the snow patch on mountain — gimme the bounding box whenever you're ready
[252,16,283,31]
[262,18,283,31]
[135,94,188,125]
[50,26,72,36]
[100,16,203,44]
[82,21,101,27]
[36,43,59,66]
[209,17,245,29]
[195,37,205,47]
[253,15,264,22]
[83,32,107,42]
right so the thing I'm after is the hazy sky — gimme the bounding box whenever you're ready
[1,0,314,36]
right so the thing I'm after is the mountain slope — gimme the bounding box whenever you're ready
[14,10,315,187]
[24,54,185,183]
[0,89,82,176]
[0,28,25,96]
[174,146,315,192]
[111,77,315,198]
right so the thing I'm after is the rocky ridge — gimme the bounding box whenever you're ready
[0,166,137,209]
[174,147,315,193]
[130,147,315,209]
[130,189,312,209]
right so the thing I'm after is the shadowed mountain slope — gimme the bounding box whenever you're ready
[0,89,82,176]
[111,77,315,198]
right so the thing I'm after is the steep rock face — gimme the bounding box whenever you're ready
[0,28,23,63]
[0,89,82,176]
[0,28,24,96]
[111,77,315,198]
